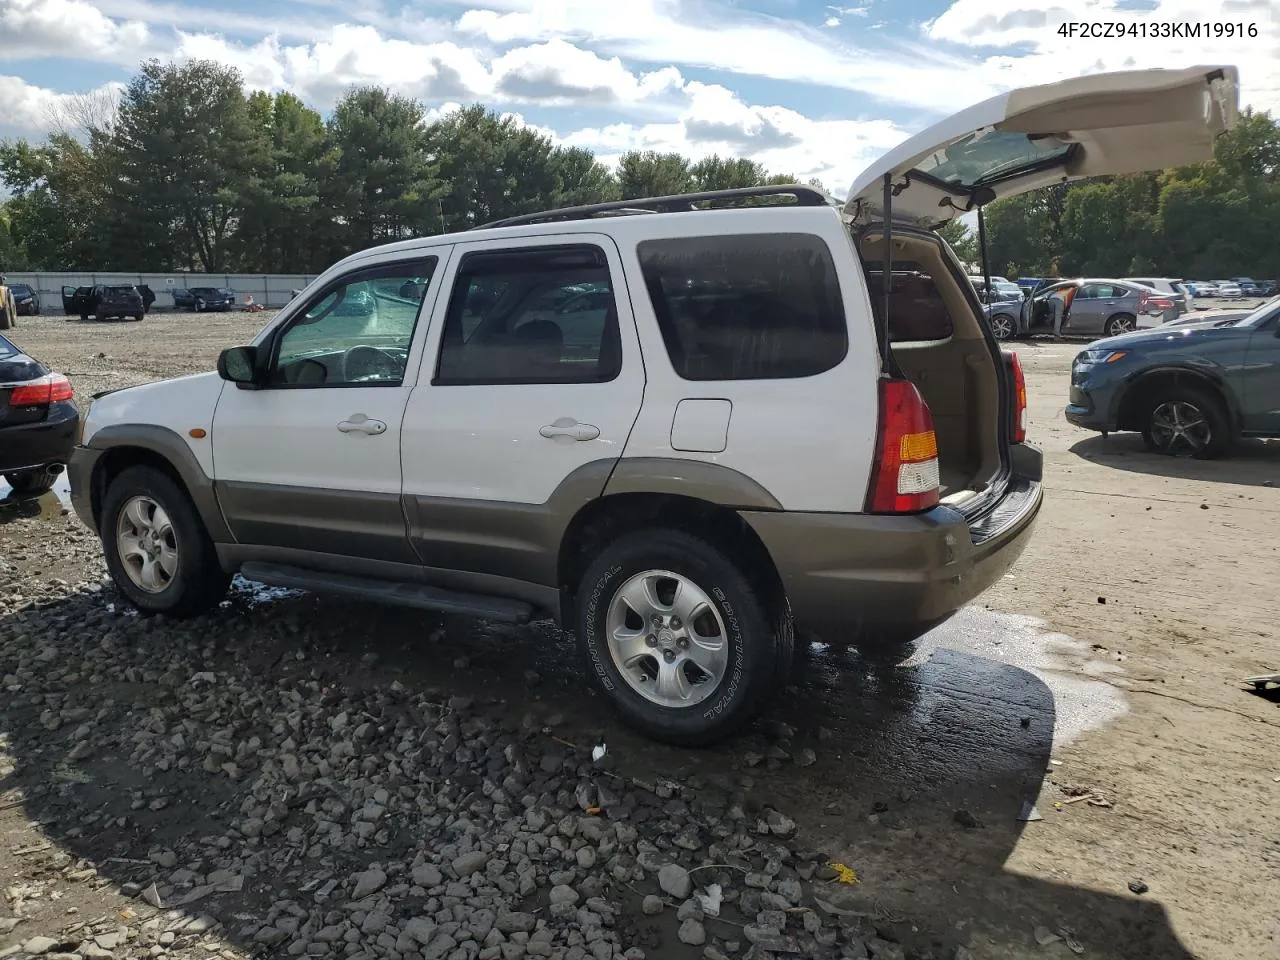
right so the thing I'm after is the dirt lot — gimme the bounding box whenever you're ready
[2,310,1279,960]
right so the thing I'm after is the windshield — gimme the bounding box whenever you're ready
[108,286,136,294]
[11,284,31,295]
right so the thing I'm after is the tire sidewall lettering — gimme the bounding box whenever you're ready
[582,563,622,692]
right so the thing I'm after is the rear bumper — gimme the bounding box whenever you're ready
[743,449,1043,639]
[0,401,79,473]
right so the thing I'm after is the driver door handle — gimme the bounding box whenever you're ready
[539,418,600,441]
[337,414,386,435]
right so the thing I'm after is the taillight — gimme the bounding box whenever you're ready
[1009,351,1027,444]
[866,379,940,514]
[9,373,73,406]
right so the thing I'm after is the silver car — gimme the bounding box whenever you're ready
[984,278,1166,340]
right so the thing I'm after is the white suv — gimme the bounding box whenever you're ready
[69,66,1236,744]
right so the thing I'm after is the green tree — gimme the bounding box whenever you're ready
[107,59,267,271]
[616,151,694,199]
[236,91,332,272]
[690,155,767,191]
[326,87,445,251]
[936,220,978,267]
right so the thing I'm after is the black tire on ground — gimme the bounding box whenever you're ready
[1140,383,1232,460]
[80,312,90,322]
[194,298,205,312]
[1104,313,1137,336]
[575,528,790,746]
[132,313,144,322]
[4,469,55,497]
[0,313,9,331]
[100,464,231,617]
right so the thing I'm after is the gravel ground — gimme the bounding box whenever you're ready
[2,309,1279,960]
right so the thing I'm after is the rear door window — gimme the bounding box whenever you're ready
[636,233,847,380]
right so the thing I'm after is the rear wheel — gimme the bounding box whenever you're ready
[4,469,55,497]
[101,465,231,617]
[576,528,788,746]
[1140,384,1231,459]
[1105,313,1136,336]
[132,313,143,322]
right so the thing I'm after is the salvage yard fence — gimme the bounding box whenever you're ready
[3,272,321,310]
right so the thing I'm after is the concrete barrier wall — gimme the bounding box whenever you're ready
[4,273,319,310]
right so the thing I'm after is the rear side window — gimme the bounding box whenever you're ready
[636,233,847,381]
[864,263,955,342]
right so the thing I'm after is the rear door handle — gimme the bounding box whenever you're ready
[337,414,386,435]
[540,418,600,441]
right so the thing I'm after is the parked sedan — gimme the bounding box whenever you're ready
[1067,296,1280,458]
[984,278,1167,341]
[1214,281,1243,299]
[11,283,40,315]
[1,333,78,496]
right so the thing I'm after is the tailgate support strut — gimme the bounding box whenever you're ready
[977,206,991,306]
[880,173,893,367]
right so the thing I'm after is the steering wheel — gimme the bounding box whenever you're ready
[340,345,404,382]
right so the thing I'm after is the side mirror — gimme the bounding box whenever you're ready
[217,345,260,386]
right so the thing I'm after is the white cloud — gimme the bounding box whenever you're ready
[455,0,1006,112]
[925,0,1280,112]
[0,75,125,134]
[552,81,910,195]
[0,0,151,63]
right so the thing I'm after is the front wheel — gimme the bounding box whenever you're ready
[1105,313,1136,336]
[101,465,231,617]
[576,529,790,746]
[1140,385,1231,460]
[132,313,143,322]
[194,298,205,312]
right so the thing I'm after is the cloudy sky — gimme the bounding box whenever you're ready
[1,0,1277,196]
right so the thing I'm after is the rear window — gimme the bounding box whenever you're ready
[10,284,31,295]
[108,285,136,294]
[636,233,847,381]
[0,335,15,357]
[864,263,955,342]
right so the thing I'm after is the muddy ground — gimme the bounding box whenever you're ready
[2,310,1279,960]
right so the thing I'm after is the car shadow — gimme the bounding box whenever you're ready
[0,587,1194,960]
[1069,433,1280,489]
[0,489,66,526]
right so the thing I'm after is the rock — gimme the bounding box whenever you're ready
[496,913,537,935]
[0,919,21,935]
[1129,879,1149,895]
[657,864,692,899]
[795,748,817,767]
[641,896,664,916]
[413,863,443,888]
[550,885,579,906]
[423,933,458,960]
[453,851,489,876]
[677,898,704,922]
[703,949,731,960]
[352,867,387,899]
[22,938,60,956]
[677,920,706,946]
[403,917,437,944]
[776,878,802,904]
[953,809,981,829]
[576,847,597,869]
[765,809,796,837]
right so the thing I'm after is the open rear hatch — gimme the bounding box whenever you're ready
[843,65,1238,520]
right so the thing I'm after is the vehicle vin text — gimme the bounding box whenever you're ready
[1057,21,1259,38]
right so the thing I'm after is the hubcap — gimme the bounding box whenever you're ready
[1150,400,1211,456]
[991,315,1013,340]
[1110,316,1134,333]
[116,495,179,593]
[605,569,728,708]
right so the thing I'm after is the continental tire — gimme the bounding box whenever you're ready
[576,528,784,746]
[101,464,231,617]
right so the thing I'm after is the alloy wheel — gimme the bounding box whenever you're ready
[116,495,180,593]
[605,569,728,708]
[990,314,1014,340]
[1149,400,1212,457]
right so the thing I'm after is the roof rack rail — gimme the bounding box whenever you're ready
[472,184,836,231]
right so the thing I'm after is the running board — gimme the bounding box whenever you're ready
[238,561,535,624]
